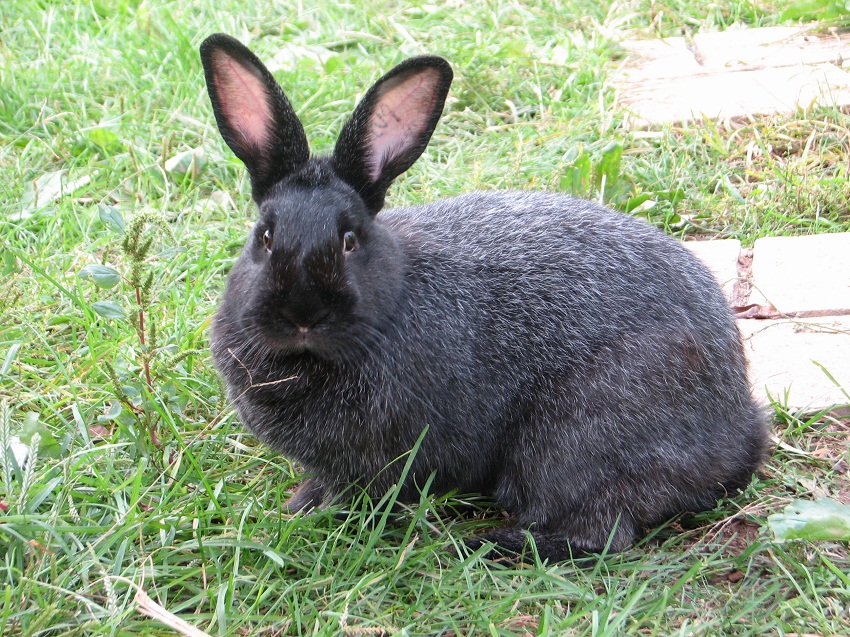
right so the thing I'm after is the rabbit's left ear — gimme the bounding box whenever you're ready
[200,33,310,201]
[333,56,453,213]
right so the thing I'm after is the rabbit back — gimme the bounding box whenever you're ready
[381,191,765,553]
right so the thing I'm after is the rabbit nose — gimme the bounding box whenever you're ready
[281,304,329,330]
[280,281,330,329]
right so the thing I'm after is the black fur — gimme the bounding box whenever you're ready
[201,34,768,561]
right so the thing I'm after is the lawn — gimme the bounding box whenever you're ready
[1,0,849,635]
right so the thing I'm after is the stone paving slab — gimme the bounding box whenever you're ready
[684,235,850,412]
[683,239,741,303]
[613,26,850,126]
[750,232,850,314]
[738,317,850,411]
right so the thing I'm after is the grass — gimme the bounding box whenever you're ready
[1,0,849,635]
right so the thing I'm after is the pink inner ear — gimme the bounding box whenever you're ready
[366,68,441,182]
[212,50,273,150]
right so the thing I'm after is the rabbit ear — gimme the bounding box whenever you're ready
[200,34,309,200]
[333,56,453,213]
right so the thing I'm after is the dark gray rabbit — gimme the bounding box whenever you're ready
[201,33,768,561]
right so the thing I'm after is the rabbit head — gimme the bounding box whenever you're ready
[200,34,452,361]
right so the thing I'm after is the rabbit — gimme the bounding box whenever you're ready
[200,33,768,561]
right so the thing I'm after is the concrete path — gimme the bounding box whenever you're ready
[612,26,850,126]
[687,233,850,412]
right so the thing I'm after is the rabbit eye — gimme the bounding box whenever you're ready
[343,231,358,254]
[262,229,273,252]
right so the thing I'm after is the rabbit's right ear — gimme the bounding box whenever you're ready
[200,34,309,200]
[333,56,453,213]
